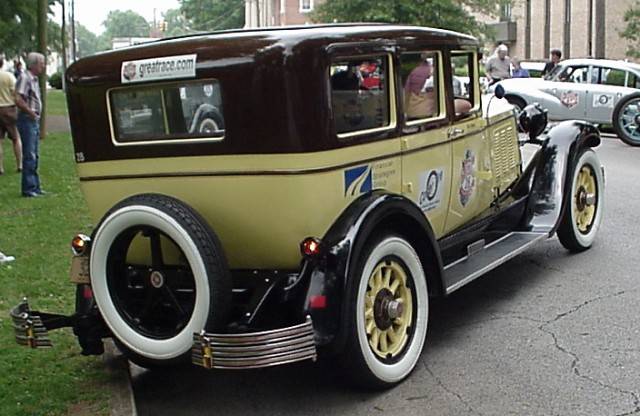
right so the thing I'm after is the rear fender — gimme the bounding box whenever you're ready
[298,190,443,351]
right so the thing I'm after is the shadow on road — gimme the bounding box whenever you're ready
[133,243,566,416]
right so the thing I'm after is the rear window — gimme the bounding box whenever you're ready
[109,80,224,144]
[330,55,392,137]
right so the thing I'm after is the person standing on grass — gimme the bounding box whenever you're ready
[0,55,23,175]
[15,52,45,198]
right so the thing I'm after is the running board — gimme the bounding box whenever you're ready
[443,232,547,294]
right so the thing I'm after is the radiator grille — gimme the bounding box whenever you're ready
[491,125,520,190]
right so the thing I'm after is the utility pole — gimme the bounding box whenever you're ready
[37,0,47,138]
[61,0,67,88]
[71,0,77,61]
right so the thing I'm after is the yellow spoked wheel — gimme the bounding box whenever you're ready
[574,166,597,234]
[557,149,604,252]
[364,260,413,359]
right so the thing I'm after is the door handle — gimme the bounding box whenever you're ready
[448,127,465,139]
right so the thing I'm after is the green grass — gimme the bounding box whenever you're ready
[46,90,68,117]
[0,132,110,416]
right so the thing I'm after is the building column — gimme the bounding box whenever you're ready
[595,0,605,58]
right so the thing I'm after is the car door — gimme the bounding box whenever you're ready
[443,51,494,234]
[540,65,591,120]
[399,50,453,237]
[586,66,637,124]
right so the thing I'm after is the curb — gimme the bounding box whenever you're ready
[103,340,138,416]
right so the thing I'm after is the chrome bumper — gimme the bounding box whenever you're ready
[192,317,317,370]
[10,299,53,348]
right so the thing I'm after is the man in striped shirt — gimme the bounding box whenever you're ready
[15,52,45,197]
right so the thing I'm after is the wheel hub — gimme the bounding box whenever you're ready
[373,289,404,330]
[149,270,165,288]
[634,113,640,125]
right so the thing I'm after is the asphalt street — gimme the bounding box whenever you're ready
[132,135,640,416]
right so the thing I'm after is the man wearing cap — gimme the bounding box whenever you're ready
[485,44,512,85]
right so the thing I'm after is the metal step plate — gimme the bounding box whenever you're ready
[443,232,547,294]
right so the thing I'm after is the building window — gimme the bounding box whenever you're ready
[300,0,313,13]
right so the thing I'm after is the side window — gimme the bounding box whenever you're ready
[330,55,392,137]
[558,66,589,83]
[599,68,626,87]
[451,52,477,116]
[400,51,442,123]
[628,72,640,88]
[110,80,224,144]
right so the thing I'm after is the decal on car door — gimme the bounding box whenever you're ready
[593,94,614,108]
[459,149,476,207]
[560,91,579,109]
[418,168,445,212]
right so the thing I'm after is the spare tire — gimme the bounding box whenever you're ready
[89,194,231,367]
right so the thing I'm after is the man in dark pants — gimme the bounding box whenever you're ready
[15,52,45,198]
[542,49,562,78]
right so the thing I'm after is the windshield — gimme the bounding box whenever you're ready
[544,64,563,81]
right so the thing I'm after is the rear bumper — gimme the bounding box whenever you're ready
[192,317,317,369]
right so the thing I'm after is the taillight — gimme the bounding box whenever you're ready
[300,237,322,258]
[71,234,91,256]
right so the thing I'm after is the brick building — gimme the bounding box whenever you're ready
[245,0,636,61]
[477,0,636,61]
[245,0,320,27]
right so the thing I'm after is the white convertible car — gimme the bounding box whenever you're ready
[497,58,640,146]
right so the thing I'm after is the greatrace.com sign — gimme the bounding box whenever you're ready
[120,54,197,84]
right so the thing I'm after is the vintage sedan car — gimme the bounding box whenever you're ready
[11,25,604,388]
[496,58,640,146]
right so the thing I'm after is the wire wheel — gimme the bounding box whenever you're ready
[364,260,413,359]
[613,93,640,146]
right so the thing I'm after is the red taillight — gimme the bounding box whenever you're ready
[309,295,327,309]
[300,237,322,258]
[83,286,93,299]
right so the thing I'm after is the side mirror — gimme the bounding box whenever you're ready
[518,103,548,141]
[494,84,505,99]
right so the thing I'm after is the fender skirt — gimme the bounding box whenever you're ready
[293,190,442,352]
[516,120,600,235]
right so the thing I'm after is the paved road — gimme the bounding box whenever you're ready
[132,136,640,416]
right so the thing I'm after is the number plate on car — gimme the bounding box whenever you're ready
[70,256,90,284]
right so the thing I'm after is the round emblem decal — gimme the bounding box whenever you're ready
[598,94,609,105]
[426,170,439,201]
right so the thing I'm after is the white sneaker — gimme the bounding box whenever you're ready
[0,252,16,264]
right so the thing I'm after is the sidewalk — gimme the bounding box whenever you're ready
[47,115,71,134]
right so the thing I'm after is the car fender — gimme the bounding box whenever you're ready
[498,79,568,116]
[297,190,442,351]
[521,121,601,234]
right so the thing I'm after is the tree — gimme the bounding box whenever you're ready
[179,0,245,31]
[312,0,485,38]
[620,1,640,59]
[0,0,57,57]
[76,23,109,58]
[102,10,150,39]
[162,8,193,37]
